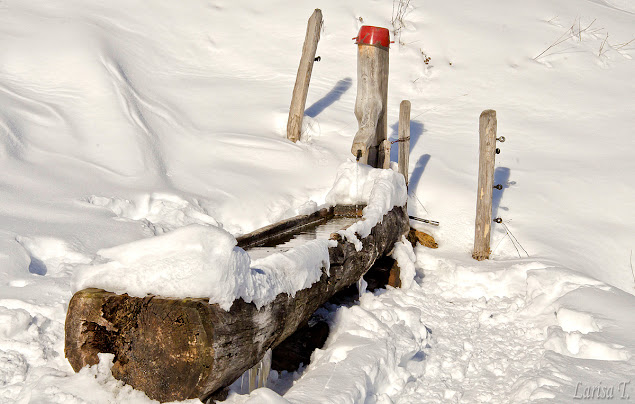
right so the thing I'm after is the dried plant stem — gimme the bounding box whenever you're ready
[534,18,596,60]
[391,0,411,39]
[599,33,609,56]
[613,38,635,50]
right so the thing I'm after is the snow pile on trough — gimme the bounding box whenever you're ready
[326,160,407,250]
[74,159,404,309]
[73,225,251,310]
[73,225,334,310]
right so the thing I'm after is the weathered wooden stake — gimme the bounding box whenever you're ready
[287,9,323,143]
[351,26,390,168]
[398,100,411,186]
[473,109,497,260]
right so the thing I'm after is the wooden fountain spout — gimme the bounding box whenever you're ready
[351,26,390,168]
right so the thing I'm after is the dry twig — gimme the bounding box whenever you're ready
[534,18,596,60]
[391,0,411,40]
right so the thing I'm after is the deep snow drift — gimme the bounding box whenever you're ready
[1,0,634,403]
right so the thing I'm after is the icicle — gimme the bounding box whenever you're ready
[259,349,272,389]
[246,348,272,393]
[357,277,367,298]
[355,159,361,213]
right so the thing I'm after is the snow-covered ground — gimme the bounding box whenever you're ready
[1,0,634,402]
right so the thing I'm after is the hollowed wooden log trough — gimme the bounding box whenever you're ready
[65,205,409,402]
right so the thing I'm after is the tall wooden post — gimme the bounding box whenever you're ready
[398,100,411,187]
[351,26,390,168]
[473,110,497,260]
[287,9,323,143]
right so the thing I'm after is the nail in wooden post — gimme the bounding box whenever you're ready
[473,109,497,260]
[398,100,411,187]
[287,9,322,143]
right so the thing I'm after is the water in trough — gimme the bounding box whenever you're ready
[245,216,359,261]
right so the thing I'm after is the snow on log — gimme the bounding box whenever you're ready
[64,205,409,402]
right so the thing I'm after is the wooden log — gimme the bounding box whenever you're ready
[472,109,497,260]
[236,205,364,250]
[351,43,389,168]
[388,260,402,288]
[65,206,409,402]
[287,9,323,143]
[236,207,332,249]
[407,228,438,249]
[398,100,411,186]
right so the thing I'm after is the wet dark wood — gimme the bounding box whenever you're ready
[65,206,409,402]
[236,208,333,249]
[271,320,329,372]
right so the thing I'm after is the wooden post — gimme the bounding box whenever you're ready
[376,47,390,169]
[398,100,411,186]
[351,27,390,168]
[287,9,322,143]
[473,110,497,260]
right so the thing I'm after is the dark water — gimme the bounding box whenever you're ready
[246,217,358,261]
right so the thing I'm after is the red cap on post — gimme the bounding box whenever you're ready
[353,26,391,49]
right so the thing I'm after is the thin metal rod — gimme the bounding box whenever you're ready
[408,215,439,226]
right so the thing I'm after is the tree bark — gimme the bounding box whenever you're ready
[65,206,409,402]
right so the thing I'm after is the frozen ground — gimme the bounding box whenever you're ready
[1,0,634,402]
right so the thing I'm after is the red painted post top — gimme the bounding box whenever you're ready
[353,26,391,49]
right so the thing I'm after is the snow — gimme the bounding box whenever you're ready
[73,224,335,310]
[326,160,407,250]
[73,156,407,310]
[391,236,418,289]
[1,0,635,402]
[73,225,252,310]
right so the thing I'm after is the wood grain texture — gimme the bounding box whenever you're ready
[287,9,322,142]
[473,109,497,260]
[398,100,411,186]
[65,206,409,402]
[352,44,389,167]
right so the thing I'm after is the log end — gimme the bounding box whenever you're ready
[65,288,116,372]
[407,228,438,249]
[65,289,216,402]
